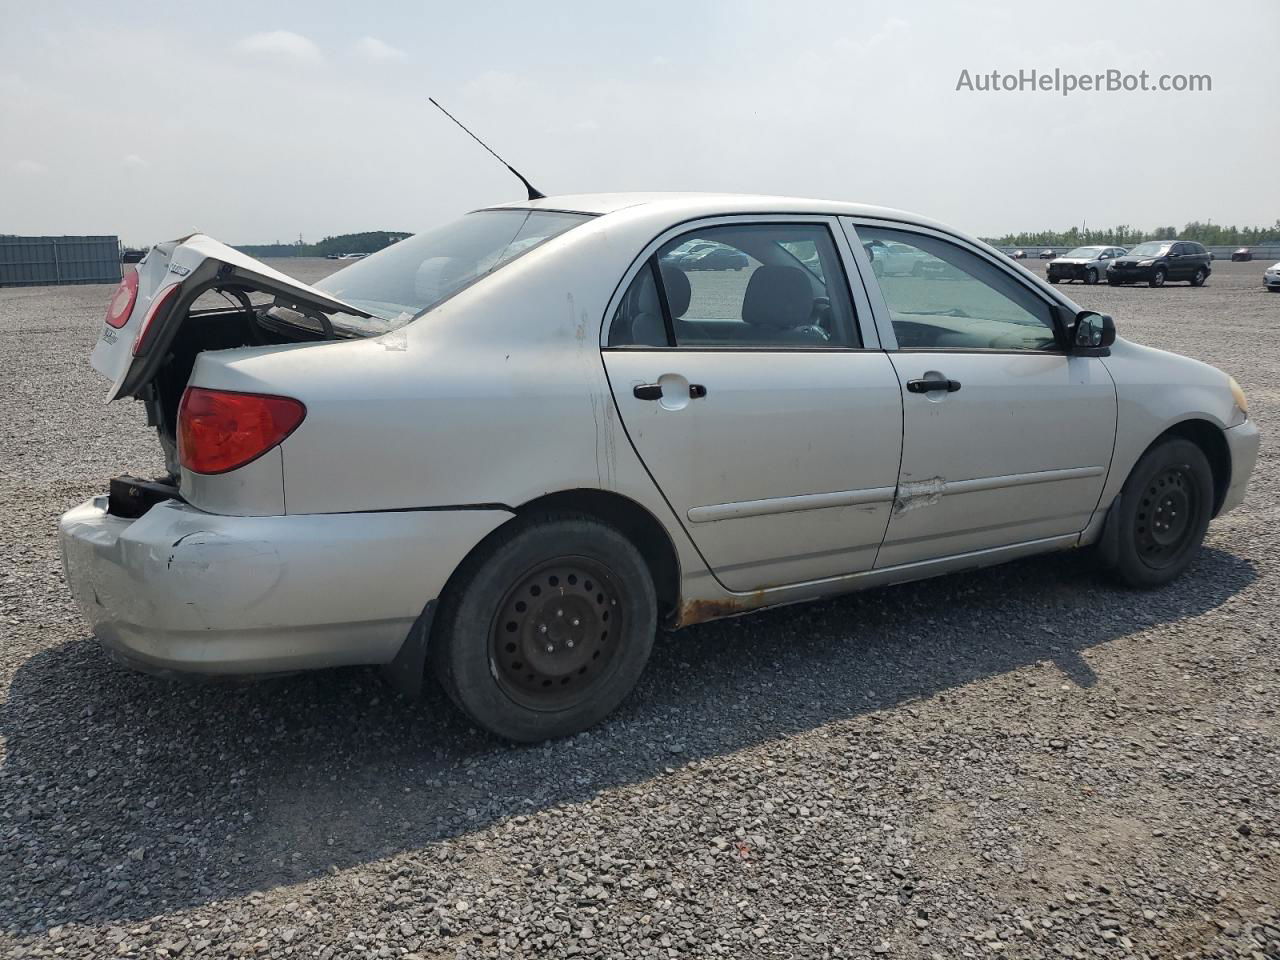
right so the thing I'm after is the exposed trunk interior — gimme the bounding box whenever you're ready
[141,300,332,480]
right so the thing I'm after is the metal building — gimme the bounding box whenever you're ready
[0,235,122,287]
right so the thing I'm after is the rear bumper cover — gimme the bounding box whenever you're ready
[59,497,509,676]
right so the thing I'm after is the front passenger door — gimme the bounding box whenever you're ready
[844,221,1117,568]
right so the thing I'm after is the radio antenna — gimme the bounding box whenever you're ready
[428,97,545,201]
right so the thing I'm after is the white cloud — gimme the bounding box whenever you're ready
[353,36,407,62]
[13,159,48,176]
[122,154,148,170]
[235,31,322,64]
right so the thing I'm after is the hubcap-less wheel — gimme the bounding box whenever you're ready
[490,558,622,710]
[1134,466,1198,569]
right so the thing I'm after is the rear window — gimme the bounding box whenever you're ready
[308,209,592,334]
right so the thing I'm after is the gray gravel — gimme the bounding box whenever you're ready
[1,258,1278,959]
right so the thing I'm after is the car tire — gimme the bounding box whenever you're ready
[1048,277,1060,284]
[1190,268,1207,287]
[1107,278,1121,286]
[431,512,657,742]
[1149,269,1166,288]
[1104,437,1214,589]
[1085,268,1098,285]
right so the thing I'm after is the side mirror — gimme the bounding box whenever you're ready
[1072,311,1115,356]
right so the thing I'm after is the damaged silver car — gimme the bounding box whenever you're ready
[60,194,1259,741]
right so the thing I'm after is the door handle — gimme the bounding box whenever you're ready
[634,383,708,401]
[906,378,961,394]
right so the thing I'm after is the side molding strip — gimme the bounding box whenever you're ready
[688,486,897,523]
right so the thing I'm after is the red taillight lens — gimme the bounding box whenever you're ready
[104,270,140,328]
[178,387,306,475]
[132,283,182,356]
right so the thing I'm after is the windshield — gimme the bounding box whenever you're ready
[308,209,592,334]
[1065,246,1105,259]
[1128,242,1171,257]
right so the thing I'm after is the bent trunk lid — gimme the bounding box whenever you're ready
[90,234,370,401]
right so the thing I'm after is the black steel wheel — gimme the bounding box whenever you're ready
[1104,437,1213,588]
[1133,465,1199,569]
[432,513,657,742]
[490,557,624,711]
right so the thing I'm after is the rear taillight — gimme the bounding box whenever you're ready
[132,283,183,356]
[177,387,306,475]
[104,270,139,328]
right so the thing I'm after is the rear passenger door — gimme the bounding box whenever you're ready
[602,217,904,592]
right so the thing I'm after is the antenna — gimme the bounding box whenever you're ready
[428,97,545,201]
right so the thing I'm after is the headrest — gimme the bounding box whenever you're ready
[659,264,691,317]
[742,265,812,328]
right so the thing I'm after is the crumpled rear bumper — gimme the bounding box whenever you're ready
[58,497,509,676]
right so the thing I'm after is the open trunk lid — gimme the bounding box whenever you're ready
[90,234,371,402]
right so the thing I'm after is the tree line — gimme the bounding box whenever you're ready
[235,231,411,259]
[983,220,1280,248]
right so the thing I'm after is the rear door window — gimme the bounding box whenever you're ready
[608,223,859,349]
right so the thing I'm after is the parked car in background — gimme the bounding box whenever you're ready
[338,253,368,261]
[1047,246,1127,285]
[1107,241,1212,287]
[120,248,148,264]
[679,243,749,271]
[1231,247,1253,262]
[60,193,1258,741]
[865,239,925,276]
[1009,249,1027,260]
[1265,262,1280,291]
[1039,249,1057,259]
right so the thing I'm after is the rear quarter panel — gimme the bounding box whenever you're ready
[186,214,719,596]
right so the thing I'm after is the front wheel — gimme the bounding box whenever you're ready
[432,514,657,742]
[1104,437,1213,589]
[1085,268,1098,285]
[1149,269,1166,287]
[1190,268,1207,287]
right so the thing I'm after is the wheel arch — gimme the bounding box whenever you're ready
[1149,418,1231,516]
[512,489,682,625]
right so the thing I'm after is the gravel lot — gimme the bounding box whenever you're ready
[1,257,1277,959]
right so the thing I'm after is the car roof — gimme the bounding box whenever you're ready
[484,191,953,232]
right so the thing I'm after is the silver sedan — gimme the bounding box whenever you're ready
[60,194,1259,741]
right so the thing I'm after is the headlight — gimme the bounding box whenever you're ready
[1138,259,1156,266]
[1229,376,1249,425]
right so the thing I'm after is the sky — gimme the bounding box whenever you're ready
[2,0,1277,245]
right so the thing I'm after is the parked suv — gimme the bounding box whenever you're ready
[1107,241,1212,287]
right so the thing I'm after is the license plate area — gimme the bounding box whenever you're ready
[107,475,182,519]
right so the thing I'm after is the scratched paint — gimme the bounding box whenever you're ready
[893,476,946,515]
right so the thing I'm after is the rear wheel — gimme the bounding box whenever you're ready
[1085,268,1098,284]
[1149,268,1166,287]
[1190,268,1207,287]
[1048,277,1060,284]
[432,513,657,742]
[1104,438,1213,589]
